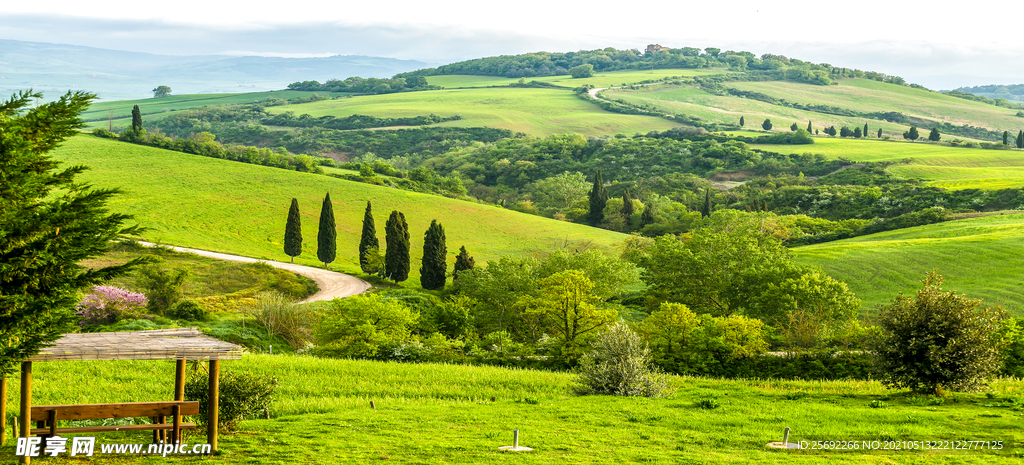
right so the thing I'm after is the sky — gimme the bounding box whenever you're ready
[1,1,1022,89]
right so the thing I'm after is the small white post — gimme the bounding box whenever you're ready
[513,430,519,448]
[783,427,790,446]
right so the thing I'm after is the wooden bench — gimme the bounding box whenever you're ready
[29,401,199,444]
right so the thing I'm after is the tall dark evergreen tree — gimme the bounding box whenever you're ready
[864,123,869,138]
[419,220,447,290]
[878,128,883,138]
[640,202,656,227]
[790,122,798,131]
[453,246,475,281]
[1017,130,1024,149]
[700,188,713,218]
[587,170,608,226]
[1004,131,1010,145]
[317,193,336,268]
[131,104,142,133]
[359,201,379,274]
[762,119,773,130]
[284,198,302,263]
[904,126,920,141]
[620,189,634,218]
[384,210,410,282]
[807,121,812,132]
[928,127,941,142]
[739,116,745,127]
[853,127,862,138]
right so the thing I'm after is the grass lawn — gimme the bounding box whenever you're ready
[730,79,1023,133]
[82,91,349,130]
[267,87,680,137]
[427,68,727,89]
[794,213,1024,316]
[2,354,1022,463]
[753,138,1024,190]
[53,136,629,283]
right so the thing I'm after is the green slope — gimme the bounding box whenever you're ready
[266,87,680,137]
[795,213,1024,317]
[427,68,727,89]
[55,136,628,280]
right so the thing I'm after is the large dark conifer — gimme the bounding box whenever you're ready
[284,198,302,263]
[807,121,812,132]
[358,201,379,273]
[453,246,475,281]
[739,116,745,127]
[384,211,410,282]
[620,189,634,218]
[419,220,447,290]
[700,188,713,218]
[864,123,869,138]
[1004,131,1010,145]
[587,170,608,226]
[1017,130,1024,149]
[317,193,336,268]
[131,105,142,133]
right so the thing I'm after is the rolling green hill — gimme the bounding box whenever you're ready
[266,87,680,137]
[427,68,727,89]
[54,136,629,280]
[795,213,1024,316]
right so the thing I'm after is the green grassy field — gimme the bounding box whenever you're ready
[795,213,1024,316]
[82,91,348,130]
[427,68,727,89]
[53,136,629,282]
[730,79,1024,134]
[605,85,914,135]
[3,354,1022,463]
[753,138,1024,190]
[267,87,680,136]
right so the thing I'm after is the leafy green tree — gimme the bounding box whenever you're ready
[535,171,589,209]
[131,104,143,133]
[620,189,634,219]
[807,121,812,132]
[569,64,595,78]
[739,116,745,127]
[790,122,798,131]
[384,210,410,282]
[315,294,419,358]
[639,302,769,374]
[419,220,447,290]
[284,198,302,263]
[152,85,172,98]
[904,126,920,140]
[753,271,860,348]
[587,170,608,226]
[1,90,148,377]
[317,193,336,268]
[761,118,773,130]
[1003,131,1010,145]
[359,201,380,274]
[873,272,1005,393]
[928,127,941,141]
[453,246,475,281]
[517,270,616,362]
[699,188,712,218]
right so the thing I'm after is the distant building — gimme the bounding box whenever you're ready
[646,44,669,54]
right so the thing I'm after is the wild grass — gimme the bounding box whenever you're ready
[53,136,628,284]
[267,87,680,137]
[3,355,1022,463]
[427,68,727,89]
[795,213,1024,316]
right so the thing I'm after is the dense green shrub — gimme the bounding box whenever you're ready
[576,322,668,397]
[168,299,209,321]
[185,370,278,431]
[137,265,190,315]
[314,293,419,358]
[999,317,1024,377]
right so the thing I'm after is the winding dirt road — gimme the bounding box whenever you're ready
[140,242,371,303]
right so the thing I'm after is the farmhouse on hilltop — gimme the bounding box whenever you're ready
[646,44,669,54]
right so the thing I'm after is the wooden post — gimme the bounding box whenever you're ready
[1,376,7,446]
[174,359,186,402]
[207,360,220,452]
[20,361,31,465]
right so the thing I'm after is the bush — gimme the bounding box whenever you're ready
[75,285,148,326]
[569,64,595,78]
[168,299,209,321]
[313,293,418,359]
[185,369,278,432]
[872,271,1005,393]
[245,292,322,349]
[137,265,190,315]
[999,317,1024,377]
[575,321,669,397]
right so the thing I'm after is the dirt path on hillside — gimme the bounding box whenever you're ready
[140,242,371,303]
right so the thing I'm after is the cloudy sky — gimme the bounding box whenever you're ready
[1,1,1022,89]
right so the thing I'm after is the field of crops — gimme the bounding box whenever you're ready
[52,136,628,282]
[754,138,1024,190]
[3,354,1022,464]
[267,87,680,136]
[795,213,1024,316]
[427,68,727,89]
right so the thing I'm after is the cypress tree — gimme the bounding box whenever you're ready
[1004,131,1010,145]
[317,193,336,268]
[640,202,656,227]
[807,121,812,132]
[419,220,447,290]
[928,127,941,141]
[453,246,475,281]
[358,200,379,273]
[284,198,302,263]
[762,118,773,130]
[700,188,713,218]
[878,128,883,138]
[587,170,608,226]
[620,189,634,218]
[384,211,410,282]
[864,123,869,138]
[739,116,745,127]
[131,104,142,133]
[1017,130,1024,149]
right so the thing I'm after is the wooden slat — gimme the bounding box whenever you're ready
[30,423,196,435]
[27,328,243,362]
[30,402,199,421]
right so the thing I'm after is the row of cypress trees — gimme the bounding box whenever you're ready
[285,197,475,290]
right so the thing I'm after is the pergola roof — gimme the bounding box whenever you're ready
[27,328,244,362]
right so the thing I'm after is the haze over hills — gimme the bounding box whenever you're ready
[0,39,437,100]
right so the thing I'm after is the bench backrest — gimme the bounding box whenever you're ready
[30,402,199,422]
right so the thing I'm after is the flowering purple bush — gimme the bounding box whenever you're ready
[76,285,149,326]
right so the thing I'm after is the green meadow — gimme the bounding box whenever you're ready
[427,68,727,89]
[753,138,1024,190]
[730,79,1024,134]
[52,136,628,282]
[795,213,1024,316]
[3,354,1022,464]
[267,87,680,136]
[82,91,347,130]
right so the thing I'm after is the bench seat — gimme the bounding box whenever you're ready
[30,423,197,435]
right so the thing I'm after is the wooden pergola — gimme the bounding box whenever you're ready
[0,328,243,463]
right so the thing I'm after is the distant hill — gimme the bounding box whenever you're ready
[955,84,1024,102]
[0,39,436,101]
